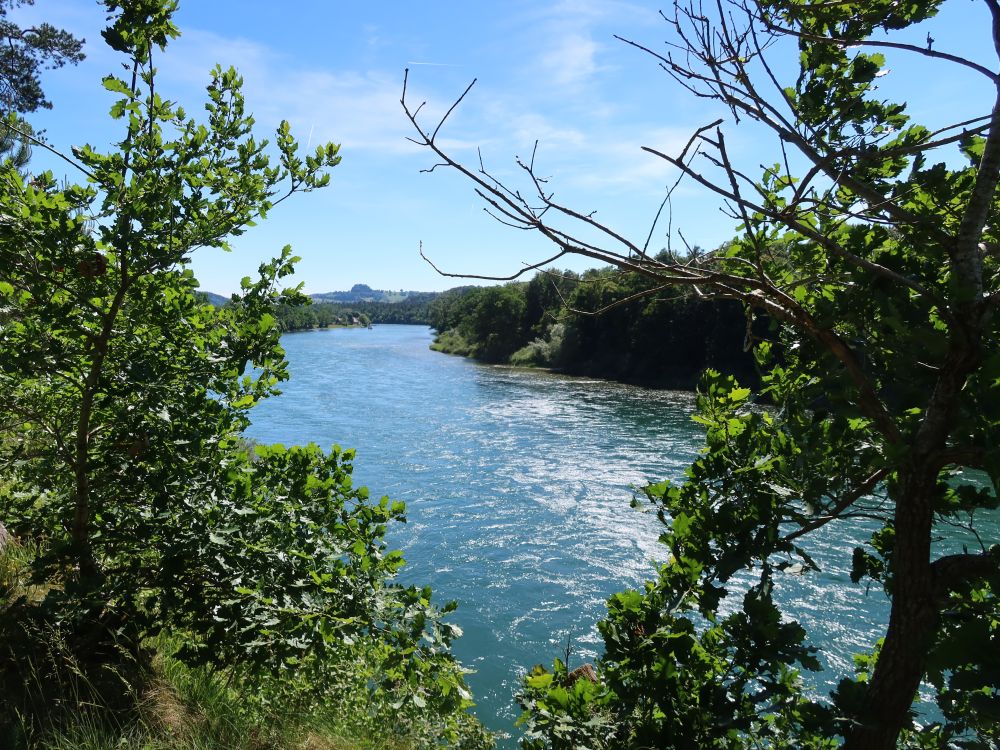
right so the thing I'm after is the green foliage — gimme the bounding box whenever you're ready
[0,0,85,169]
[509,324,565,368]
[0,2,488,746]
[0,0,85,115]
[0,114,32,168]
[428,268,760,386]
[431,283,528,363]
[269,293,437,332]
[430,327,476,358]
[518,660,616,750]
[0,623,488,749]
[271,300,371,331]
[434,1,1000,747]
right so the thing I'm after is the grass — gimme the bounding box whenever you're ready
[1,620,444,750]
[0,535,492,750]
[429,329,475,357]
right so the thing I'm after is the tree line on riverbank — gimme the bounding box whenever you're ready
[427,262,765,389]
[271,293,439,331]
[268,263,766,390]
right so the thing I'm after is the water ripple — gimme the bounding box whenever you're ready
[248,324,997,743]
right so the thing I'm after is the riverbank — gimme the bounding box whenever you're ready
[282,322,372,333]
[429,326,761,391]
[0,516,492,750]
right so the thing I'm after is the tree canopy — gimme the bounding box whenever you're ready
[405,0,1000,747]
[427,265,762,386]
[0,0,85,169]
[0,2,488,746]
[0,0,84,115]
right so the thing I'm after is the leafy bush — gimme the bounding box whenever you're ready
[510,324,568,368]
[431,328,476,357]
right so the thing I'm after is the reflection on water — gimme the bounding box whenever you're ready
[248,324,995,743]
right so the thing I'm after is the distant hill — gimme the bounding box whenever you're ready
[273,288,442,330]
[197,291,230,307]
[309,284,428,304]
[193,283,443,330]
[197,285,433,308]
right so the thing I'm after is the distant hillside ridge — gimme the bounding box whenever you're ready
[310,284,431,304]
[196,291,230,308]
[196,285,437,309]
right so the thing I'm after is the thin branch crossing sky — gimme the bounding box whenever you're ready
[16,0,995,294]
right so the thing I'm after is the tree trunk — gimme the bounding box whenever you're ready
[844,465,938,750]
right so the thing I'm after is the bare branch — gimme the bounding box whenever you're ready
[419,162,450,174]
[432,78,477,144]
[988,0,1000,63]
[1,119,96,180]
[419,240,568,282]
[568,283,675,317]
[641,142,939,303]
[783,468,890,543]
[402,44,906,442]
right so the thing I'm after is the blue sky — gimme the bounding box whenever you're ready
[15,0,997,294]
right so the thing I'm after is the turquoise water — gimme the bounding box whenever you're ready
[247,324,994,743]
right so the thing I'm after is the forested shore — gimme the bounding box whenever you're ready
[426,263,765,390]
[271,293,437,331]
[266,260,766,390]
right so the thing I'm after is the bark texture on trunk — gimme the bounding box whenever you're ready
[844,467,938,750]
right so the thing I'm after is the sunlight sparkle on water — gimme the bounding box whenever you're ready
[247,325,965,743]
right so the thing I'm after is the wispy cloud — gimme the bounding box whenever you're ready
[516,0,659,93]
[537,31,601,89]
[153,10,709,193]
[570,130,688,190]
[157,30,441,154]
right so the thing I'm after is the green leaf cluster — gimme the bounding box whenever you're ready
[511,1,1000,747]
[0,2,488,746]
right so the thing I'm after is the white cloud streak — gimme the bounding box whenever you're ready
[157,30,438,155]
[151,8,714,195]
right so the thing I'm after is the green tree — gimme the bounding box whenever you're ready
[0,0,85,115]
[470,284,528,362]
[428,285,480,333]
[430,267,760,387]
[0,1,84,169]
[523,270,577,339]
[405,0,1000,747]
[0,2,484,744]
[0,116,30,168]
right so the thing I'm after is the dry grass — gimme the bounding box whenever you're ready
[141,677,195,743]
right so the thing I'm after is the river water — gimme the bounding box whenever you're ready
[246,324,993,743]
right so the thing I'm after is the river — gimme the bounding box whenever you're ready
[246,324,992,743]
